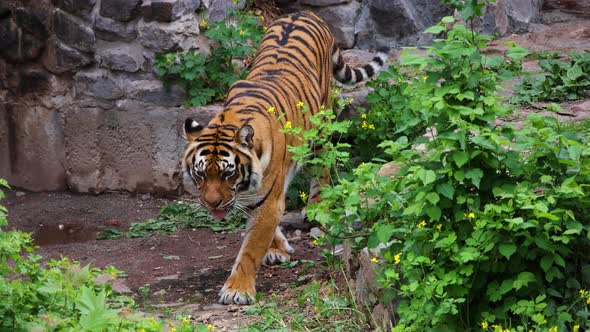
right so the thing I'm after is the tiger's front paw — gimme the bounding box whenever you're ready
[263,248,290,265]
[219,275,256,305]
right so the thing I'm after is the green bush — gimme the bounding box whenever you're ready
[303,17,590,331]
[154,10,265,106]
[0,180,215,332]
[512,51,590,105]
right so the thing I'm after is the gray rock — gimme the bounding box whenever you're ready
[14,7,48,40]
[0,103,67,191]
[142,0,201,23]
[100,0,142,22]
[52,9,96,52]
[98,41,145,72]
[126,79,186,107]
[310,227,323,239]
[355,0,450,49]
[0,18,45,63]
[300,0,351,6]
[74,68,124,100]
[51,0,96,18]
[314,1,360,48]
[137,14,200,51]
[202,0,246,22]
[281,211,311,231]
[0,2,10,18]
[479,0,544,35]
[42,37,93,74]
[94,15,138,42]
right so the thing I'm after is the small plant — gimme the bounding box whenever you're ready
[98,202,246,239]
[0,179,215,331]
[241,280,368,331]
[512,51,590,105]
[154,9,265,106]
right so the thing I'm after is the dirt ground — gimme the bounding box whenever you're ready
[3,189,322,329]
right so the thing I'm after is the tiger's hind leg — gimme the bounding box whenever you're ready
[263,227,294,265]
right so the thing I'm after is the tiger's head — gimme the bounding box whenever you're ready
[182,118,263,220]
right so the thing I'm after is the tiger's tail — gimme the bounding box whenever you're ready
[333,48,389,84]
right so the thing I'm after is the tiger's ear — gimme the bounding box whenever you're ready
[236,125,254,148]
[184,118,203,141]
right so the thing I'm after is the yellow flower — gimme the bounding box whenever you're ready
[333,88,340,95]
[468,212,475,219]
[368,124,375,130]
[580,289,586,297]
[200,19,207,26]
[361,121,368,129]
[587,297,590,304]
[573,325,580,332]
[149,317,156,323]
[299,191,308,202]
[347,97,354,104]
[284,121,292,129]
[263,26,268,31]
[548,326,557,332]
[361,113,367,119]
[140,329,146,332]
[394,253,401,264]
[503,329,510,332]
[296,101,304,108]
[436,224,442,231]
[259,15,264,20]
[396,77,403,82]
[239,29,245,36]
[423,75,428,82]
[312,239,319,246]
[417,220,427,228]
[267,106,275,113]
[207,325,216,331]
[166,57,171,63]
[181,317,190,324]
[169,327,177,332]
[481,321,488,329]
[232,0,239,4]
[320,104,326,110]
[371,257,378,263]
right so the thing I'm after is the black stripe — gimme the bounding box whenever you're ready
[245,177,277,209]
[354,68,364,82]
[364,64,375,77]
[344,66,352,82]
[372,56,384,66]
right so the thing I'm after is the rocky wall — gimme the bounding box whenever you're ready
[0,0,242,192]
[0,0,548,193]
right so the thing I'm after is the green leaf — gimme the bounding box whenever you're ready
[540,255,553,272]
[465,168,484,188]
[376,224,395,244]
[506,46,529,60]
[425,192,440,205]
[452,151,469,167]
[424,25,446,34]
[498,243,517,259]
[425,206,442,221]
[418,169,437,185]
[441,16,455,24]
[566,64,582,81]
[436,182,455,199]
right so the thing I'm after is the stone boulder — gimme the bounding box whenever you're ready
[97,41,145,72]
[355,0,450,49]
[51,0,96,18]
[74,68,125,100]
[201,0,246,22]
[43,37,93,74]
[137,14,200,52]
[52,9,96,52]
[100,0,143,22]
[94,15,138,42]
[142,0,201,23]
[478,0,545,35]
[314,1,360,48]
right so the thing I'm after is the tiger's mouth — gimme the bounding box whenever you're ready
[210,209,228,220]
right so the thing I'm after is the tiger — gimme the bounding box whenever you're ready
[182,11,387,305]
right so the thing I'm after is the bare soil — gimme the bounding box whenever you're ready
[3,189,322,330]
